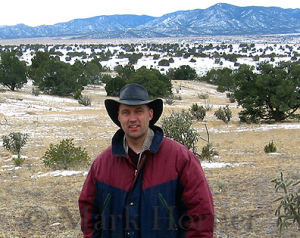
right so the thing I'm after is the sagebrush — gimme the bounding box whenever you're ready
[2,132,28,166]
[264,141,277,153]
[161,110,199,155]
[42,138,90,170]
[190,103,206,121]
[78,95,92,106]
[214,105,232,123]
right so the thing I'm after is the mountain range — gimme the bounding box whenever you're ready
[1,3,300,40]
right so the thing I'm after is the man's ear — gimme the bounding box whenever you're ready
[149,108,154,121]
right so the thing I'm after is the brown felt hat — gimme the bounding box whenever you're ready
[105,83,163,127]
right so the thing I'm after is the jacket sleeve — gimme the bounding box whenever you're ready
[78,162,100,238]
[179,150,214,237]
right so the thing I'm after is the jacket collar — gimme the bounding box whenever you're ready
[123,128,154,155]
[112,126,164,157]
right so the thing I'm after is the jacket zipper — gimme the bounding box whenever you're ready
[134,152,145,177]
[131,154,147,191]
[158,193,178,230]
[135,153,143,176]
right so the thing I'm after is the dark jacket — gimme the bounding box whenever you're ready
[78,126,214,237]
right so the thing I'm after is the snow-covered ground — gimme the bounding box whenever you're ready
[14,41,300,76]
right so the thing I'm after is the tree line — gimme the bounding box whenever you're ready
[0,50,299,123]
[0,50,195,97]
[200,61,300,122]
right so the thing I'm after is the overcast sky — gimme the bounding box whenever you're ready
[1,0,300,27]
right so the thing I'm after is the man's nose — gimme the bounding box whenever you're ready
[129,113,138,121]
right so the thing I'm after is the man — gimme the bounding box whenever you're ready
[79,83,214,237]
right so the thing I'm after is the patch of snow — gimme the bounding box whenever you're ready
[50,223,61,227]
[267,152,281,155]
[31,170,88,178]
[12,155,28,159]
[208,123,300,133]
[8,166,22,170]
[201,161,253,169]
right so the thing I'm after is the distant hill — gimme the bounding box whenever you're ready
[1,3,300,40]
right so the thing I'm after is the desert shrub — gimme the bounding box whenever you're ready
[153,54,160,60]
[173,95,182,100]
[161,110,199,155]
[217,85,226,93]
[12,156,25,167]
[289,114,300,121]
[214,105,232,123]
[205,99,212,111]
[199,143,218,162]
[78,95,92,106]
[164,94,182,105]
[2,132,28,166]
[32,88,40,96]
[158,59,170,66]
[190,103,206,120]
[2,132,28,155]
[239,110,261,124]
[215,181,227,191]
[164,98,174,105]
[228,97,236,103]
[271,172,300,232]
[169,58,174,63]
[73,89,82,100]
[200,143,213,160]
[264,141,277,153]
[226,92,236,103]
[198,93,209,99]
[42,138,90,170]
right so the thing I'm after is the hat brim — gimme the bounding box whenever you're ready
[105,98,163,127]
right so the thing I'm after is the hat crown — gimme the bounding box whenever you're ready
[120,83,149,102]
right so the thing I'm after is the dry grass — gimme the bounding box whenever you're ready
[0,80,299,237]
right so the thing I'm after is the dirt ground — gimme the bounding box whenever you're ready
[0,80,299,237]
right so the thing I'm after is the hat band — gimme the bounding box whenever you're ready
[121,95,148,101]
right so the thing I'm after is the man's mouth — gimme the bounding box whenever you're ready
[129,125,139,128]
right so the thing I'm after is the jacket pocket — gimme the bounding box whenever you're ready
[102,193,112,216]
[158,193,178,230]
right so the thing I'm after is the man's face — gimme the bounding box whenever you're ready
[118,104,153,142]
